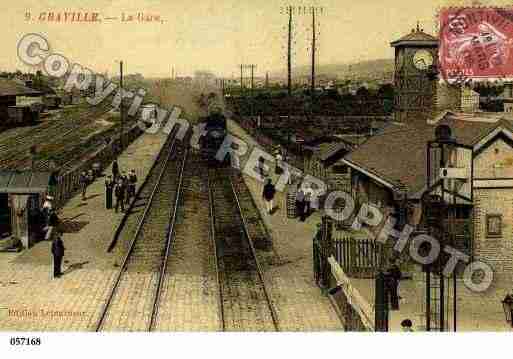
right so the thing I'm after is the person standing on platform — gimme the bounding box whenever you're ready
[45,209,59,241]
[92,162,101,179]
[51,232,65,278]
[79,171,88,200]
[296,183,306,222]
[114,179,125,213]
[262,178,276,215]
[112,159,120,181]
[121,172,130,205]
[275,151,283,175]
[127,170,137,203]
[105,175,114,209]
[257,156,266,181]
[87,169,94,184]
[42,195,53,225]
[48,172,58,198]
[385,259,402,311]
[304,184,312,218]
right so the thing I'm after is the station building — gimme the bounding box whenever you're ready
[0,79,41,125]
[0,171,51,250]
[329,26,513,280]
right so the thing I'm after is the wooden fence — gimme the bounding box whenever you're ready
[315,217,383,281]
[313,216,378,331]
[333,235,383,279]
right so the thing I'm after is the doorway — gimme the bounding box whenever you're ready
[0,193,12,238]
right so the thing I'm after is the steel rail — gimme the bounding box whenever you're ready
[207,167,226,331]
[94,135,179,332]
[228,173,280,332]
[149,146,188,331]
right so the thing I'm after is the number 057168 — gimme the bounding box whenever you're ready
[9,337,41,345]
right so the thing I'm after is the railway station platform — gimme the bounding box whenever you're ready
[0,130,168,331]
[227,119,343,331]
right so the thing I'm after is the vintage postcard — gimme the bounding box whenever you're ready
[1,0,513,357]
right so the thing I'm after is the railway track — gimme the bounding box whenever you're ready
[151,150,220,331]
[95,134,187,331]
[208,167,280,331]
[0,104,112,169]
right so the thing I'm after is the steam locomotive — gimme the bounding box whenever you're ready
[198,109,228,164]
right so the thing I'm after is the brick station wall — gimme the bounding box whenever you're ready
[473,189,513,277]
[473,139,513,278]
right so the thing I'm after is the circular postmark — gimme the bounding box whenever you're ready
[438,6,513,86]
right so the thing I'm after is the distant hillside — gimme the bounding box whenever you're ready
[273,58,395,82]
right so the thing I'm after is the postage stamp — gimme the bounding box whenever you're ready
[439,7,513,83]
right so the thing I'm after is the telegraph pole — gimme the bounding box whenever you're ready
[250,65,256,118]
[311,7,316,102]
[119,60,124,154]
[250,65,255,90]
[287,5,292,96]
[240,64,244,92]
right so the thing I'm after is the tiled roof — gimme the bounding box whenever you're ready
[317,142,352,162]
[390,28,438,47]
[0,79,41,97]
[344,114,513,197]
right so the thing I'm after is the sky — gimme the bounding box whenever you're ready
[2,0,512,77]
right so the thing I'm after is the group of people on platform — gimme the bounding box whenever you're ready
[105,159,138,213]
[47,158,139,279]
[258,145,320,221]
[78,162,101,201]
[294,182,316,222]
[258,146,286,215]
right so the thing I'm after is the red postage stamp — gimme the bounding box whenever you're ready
[439,7,513,82]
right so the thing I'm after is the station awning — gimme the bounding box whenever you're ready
[0,171,50,194]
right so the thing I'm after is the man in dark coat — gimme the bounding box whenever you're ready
[112,159,120,181]
[105,175,114,209]
[257,156,266,181]
[51,233,65,278]
[79,171,88,200]
[385,259,402,310]
[114,179,125,213]
[127,170,137,204]
[48,172,58,198]
[262,178,276,214]
[121,173,130,205]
